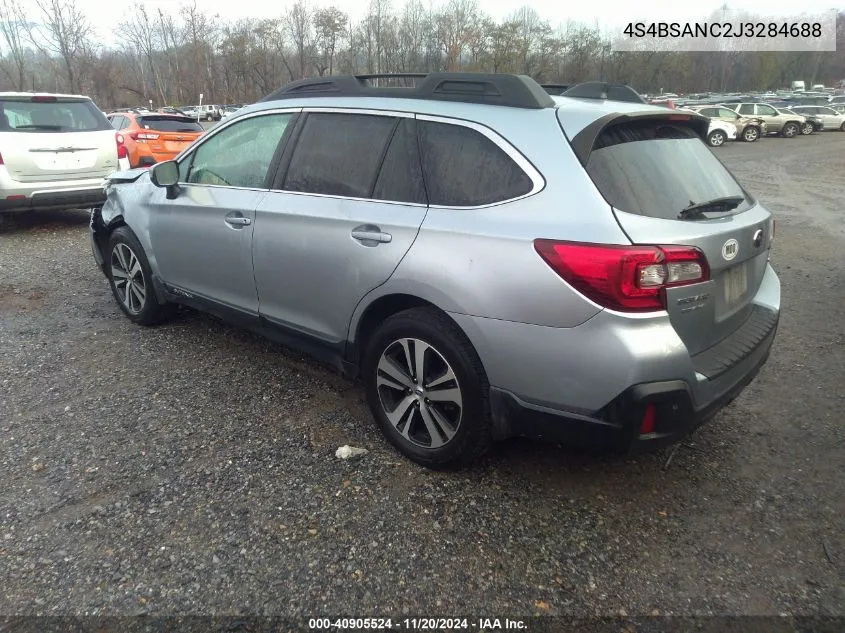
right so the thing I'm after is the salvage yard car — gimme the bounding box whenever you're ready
[0,92,129,218]
[89,74,780,468]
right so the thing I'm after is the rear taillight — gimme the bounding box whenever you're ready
[534,240,710,313]
[0,152,3,165]
[130,131,160,141]
[31,95,57,103]
[115,133,128,159]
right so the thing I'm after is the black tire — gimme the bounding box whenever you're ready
[782,122,799,138]
[107,226,176,326]
[742,126,760,142]
[206,113,213,121]
[840,122,845,132]
[707,130,726,147]
[362,307,492,469]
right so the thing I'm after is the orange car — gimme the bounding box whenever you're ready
[106,112,204,168]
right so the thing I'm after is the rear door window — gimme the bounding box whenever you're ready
[585,120,752,221]
[137,116,204,132]
[417,120,533,207]
[282,112,398,198]
[372,118,426,205]
[737,104,755,115]
[0,99,111,132]
[757,105,779,116]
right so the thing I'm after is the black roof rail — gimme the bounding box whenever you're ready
[261,73,556,109]
[561,82,647,104]
[540,84,571,95]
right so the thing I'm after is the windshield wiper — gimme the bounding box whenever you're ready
[678,195,744,220]
[14,124,63,130]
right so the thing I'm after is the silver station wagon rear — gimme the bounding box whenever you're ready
[89,74,780,468]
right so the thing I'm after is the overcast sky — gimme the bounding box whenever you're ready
[65,0,843,47]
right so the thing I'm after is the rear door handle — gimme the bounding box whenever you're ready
[225,213,252,227]
[352,225,392,244]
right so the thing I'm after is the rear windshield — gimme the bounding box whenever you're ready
[137,116,204,132]
[0,99,111,133]
[585,120,753,220]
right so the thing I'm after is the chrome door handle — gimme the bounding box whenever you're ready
[351,229,392,244]
[225,215,251,226]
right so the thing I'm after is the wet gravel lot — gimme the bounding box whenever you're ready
[1,132,844,620]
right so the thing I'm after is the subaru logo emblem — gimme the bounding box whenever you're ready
[721,238,739,261]
[752,229,764,247]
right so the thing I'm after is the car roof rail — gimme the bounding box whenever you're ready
[560,81,647,104]
[261,73,556,109]
[540,83,571,95]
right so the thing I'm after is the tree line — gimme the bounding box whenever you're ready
[1,0,843,108]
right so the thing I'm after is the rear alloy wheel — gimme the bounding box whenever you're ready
[742,126,760,142]
[800,122,814,135]
[707,130,726,147]
[782,122,799,138]
[363,307,492,469]
[107,227,175,326]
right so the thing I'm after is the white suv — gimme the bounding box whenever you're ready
[0,93,129,217]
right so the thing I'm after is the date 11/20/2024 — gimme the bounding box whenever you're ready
[308,618,527,630]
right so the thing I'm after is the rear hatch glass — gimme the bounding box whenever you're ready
[585,120,753,220]
[137,116,204,132]
[579,117,773,357]
[1,99,110,132]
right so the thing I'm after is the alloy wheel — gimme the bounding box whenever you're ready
[375,337,463,449]
[743,127,759,142]
[110,243,147,314]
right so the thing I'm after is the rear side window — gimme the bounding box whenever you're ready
[283,113,397,198]
[372,118,426,204]
[417,120,533,206]
[737,104,754,115]
[137,116,204,132]
[585,120,752,221]
[0,99,111,132]
[718,108,738,118]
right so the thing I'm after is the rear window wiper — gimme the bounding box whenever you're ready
[13,124,63,130]
[678,195,744,220]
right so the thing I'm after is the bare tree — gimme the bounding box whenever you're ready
[0,0,28,90]
[313,6,347,76]
[31,0,91,92]
[286,0,313,79]
[120,5,166,104]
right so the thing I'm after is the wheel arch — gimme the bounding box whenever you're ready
[100,218,170,306]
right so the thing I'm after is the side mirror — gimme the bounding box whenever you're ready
[149,160,180,199]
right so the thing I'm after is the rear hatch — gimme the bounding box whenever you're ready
[132,115,204,155]
[564,111,773,356]
[0,95,118,182]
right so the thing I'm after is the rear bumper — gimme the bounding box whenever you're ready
[490,317,776,453]
[0,187,106,213]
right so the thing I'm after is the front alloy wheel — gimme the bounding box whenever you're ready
[707,130,726,147]
[743,126,759,142]
[801,122,814,135]
[111,243,146,315]
[376,338,462,449]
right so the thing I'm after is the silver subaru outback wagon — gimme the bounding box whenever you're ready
[90,74,780,468]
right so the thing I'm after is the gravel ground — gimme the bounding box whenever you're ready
[0,132,843,621]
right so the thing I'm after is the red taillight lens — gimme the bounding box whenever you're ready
[130,131,160,141]
[31,95,57,103]
[115,133,128,159]
[534,240,710,313]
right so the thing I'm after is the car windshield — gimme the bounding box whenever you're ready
[137,116,204,132]
[0,99,111,132]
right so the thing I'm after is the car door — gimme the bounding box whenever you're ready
[817,106,843,129]
[146,110,296,315]
[252,111,428,345]
[754,104,783,131]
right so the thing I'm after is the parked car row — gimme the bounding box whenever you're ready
[674,101,845,146]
